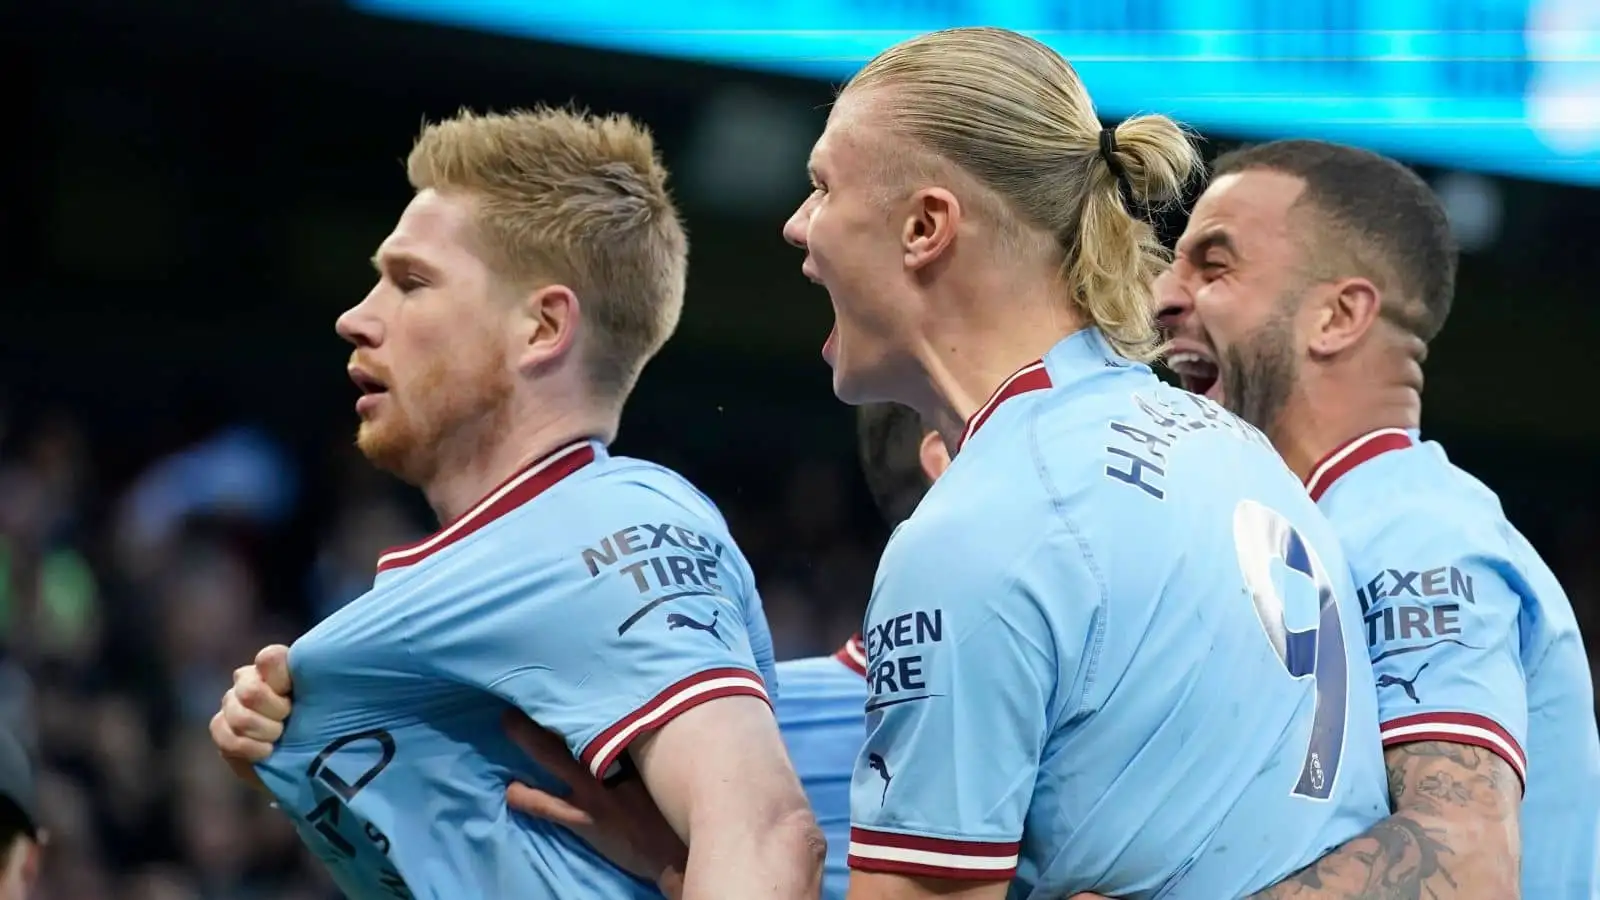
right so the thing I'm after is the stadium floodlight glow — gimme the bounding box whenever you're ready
[351,0,1600,187]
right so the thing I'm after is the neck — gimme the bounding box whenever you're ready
[1274,353,1422,483]
[420,406,608,523]
[911,274,1083,446]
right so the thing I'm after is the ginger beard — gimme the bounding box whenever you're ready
[356,347,514,488]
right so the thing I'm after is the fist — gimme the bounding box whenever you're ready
[210,644,294,769]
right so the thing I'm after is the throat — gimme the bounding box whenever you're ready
[1279,386,1421,486]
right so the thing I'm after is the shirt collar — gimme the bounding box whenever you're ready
[375,439,603,573]
[956,328,1131,452]
[1304,428,1415,502]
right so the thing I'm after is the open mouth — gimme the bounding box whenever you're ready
[350,368,389,397]
[1166,349,1220,399]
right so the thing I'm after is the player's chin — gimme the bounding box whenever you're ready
[830,359,898,408]
[356,421,414,475]
[829,358,875,406]
[830,364,863,404]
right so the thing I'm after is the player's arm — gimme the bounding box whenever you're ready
[1247,743,1520,900]
[850,874,1006,900]
[629,694,826,900]
[505,695,825,900]
[846,526,1085,900]
[1248,537,1527,899]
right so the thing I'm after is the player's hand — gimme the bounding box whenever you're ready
[210,644,294,784]
[502,710,688,897]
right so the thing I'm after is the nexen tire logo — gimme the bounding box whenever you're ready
[864,610,943,712]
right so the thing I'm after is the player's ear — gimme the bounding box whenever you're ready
[903,187,960,272]
[1305,276,1381,358]
[918,430,952,482]
[514,283,580,373]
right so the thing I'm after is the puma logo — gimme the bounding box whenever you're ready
[867,752,892,804]
[666,610,726,647]
[1376,663,1429,704]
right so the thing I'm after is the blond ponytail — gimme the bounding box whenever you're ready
[1065,115,1200,361]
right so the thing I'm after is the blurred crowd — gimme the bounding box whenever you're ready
[0,399,1594,899]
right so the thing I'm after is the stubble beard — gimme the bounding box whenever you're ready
[1220,308,1299,444]
[356,355,514,489]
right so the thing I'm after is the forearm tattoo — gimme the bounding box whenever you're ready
[1247,741,1521,900]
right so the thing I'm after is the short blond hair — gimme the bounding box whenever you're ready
[407,107,688,399]
[844,27,1200,361]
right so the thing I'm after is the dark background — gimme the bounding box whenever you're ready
[2,3,1596,897]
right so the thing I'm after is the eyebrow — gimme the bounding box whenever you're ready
[1179,229,1238,261]
[370,250,431,275]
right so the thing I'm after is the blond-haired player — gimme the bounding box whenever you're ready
[209,107,823,899]
[784,27,1388,899]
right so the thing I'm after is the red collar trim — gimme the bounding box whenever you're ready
[376,440,598,573]
[833,633,867,678]
[1305,428,1414,502]
[957,360,1053,451]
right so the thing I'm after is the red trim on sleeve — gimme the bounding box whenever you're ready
[1380,711,1528,790]
[847,827,1020,880]
[578,667,770,779]
[833,633,867,677]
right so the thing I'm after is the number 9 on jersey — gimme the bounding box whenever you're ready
[1233,499,1351,801]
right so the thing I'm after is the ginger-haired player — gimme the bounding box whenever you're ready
[211,107,823,900]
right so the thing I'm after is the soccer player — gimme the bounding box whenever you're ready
[775,403,950,899]
[209,108,824,899]
[787,26,1389,899]
[1157,139,1600,898]
[214,401,948,900]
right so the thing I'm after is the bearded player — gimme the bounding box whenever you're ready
[209,108,823,899]
[1157,139,1599,899]
[216,401,950,900]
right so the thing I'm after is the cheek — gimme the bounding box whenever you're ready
[806,204,838,255]
[1194,285,1255,347]
[813,200,875,260]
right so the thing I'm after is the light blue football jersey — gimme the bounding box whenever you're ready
[1309,428,1600,898]
[848,328,1389,899]
[776,636,868,900]
[255,440,778,900]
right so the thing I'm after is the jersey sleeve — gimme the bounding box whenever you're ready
[846,521,1099,882]
[435,506,771,782]
[1358,512,1529,788]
